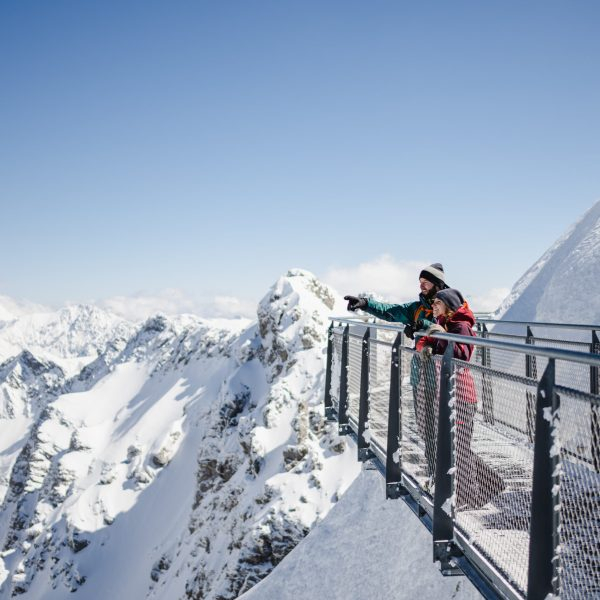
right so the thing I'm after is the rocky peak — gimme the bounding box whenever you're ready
[0,351,65,419]
[257,269,343,380]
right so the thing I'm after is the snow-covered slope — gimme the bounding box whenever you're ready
[0,270,361,599]
[495,200,600,323]
[240,469,481,600]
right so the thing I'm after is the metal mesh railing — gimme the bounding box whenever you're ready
[479,333,527,376]
[325,317,600,600]
[557,387,600,600]
[347,333,363,424]
[535,343,595,393]
[399,348,441,495]
[368,337,393,453]
[454,363,536,596]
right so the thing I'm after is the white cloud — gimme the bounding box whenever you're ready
[100,289,256,321]
[323,255,430,302]
[208,295,257,319]
[323,255,510,314]
[0,294,50,322]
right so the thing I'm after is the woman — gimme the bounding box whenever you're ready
[418,289,504,509]
[416,288,476,362]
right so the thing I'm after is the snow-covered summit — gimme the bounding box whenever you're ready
[495,200,600,323]
[257,269,345,381]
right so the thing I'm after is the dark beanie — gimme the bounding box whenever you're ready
[434,288,465,312]
[419,263,447,289]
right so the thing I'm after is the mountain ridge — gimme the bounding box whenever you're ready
[0,269,360,599]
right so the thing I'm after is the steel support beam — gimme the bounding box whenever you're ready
[385,332,404,499]
[433,342,462,575]
[338,325,351,435]
[527,358,560,599]
[358,328,374,461]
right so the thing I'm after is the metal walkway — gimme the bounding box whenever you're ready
[324,316,600,600]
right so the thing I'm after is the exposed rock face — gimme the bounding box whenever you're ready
[0,271,360,599]
[257,269,331,381]
[0,352,65,420]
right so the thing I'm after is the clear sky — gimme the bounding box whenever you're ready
[1,1,599,317]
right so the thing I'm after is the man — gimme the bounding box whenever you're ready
[344,262,450,480]
[344,262,449,339]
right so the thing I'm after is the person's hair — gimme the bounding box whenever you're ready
[435,298,453,319]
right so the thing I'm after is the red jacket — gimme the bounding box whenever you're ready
[416,302,477,404]
[416,302,476,361]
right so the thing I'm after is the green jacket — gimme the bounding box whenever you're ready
[362,294,435,331]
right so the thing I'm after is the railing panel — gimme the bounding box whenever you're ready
[454,364,536,597]
[368,338,393,454]
[399,347,441,494]
[535,343,594,393]
[484,333,527,376]
[347,333,363,423]
[557,387,600,599]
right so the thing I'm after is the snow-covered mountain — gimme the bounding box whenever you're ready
[0,269,361,599]
[0,304,135,377]
[495,200,600,323]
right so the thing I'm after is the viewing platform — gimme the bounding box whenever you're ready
[324,316,600,600]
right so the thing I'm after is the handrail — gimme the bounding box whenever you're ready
[330,314,600,332]
[477,317,600,331]
[415,331,600,367]
[329,316,600,367]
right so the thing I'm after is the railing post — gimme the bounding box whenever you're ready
[526,326,537,442]
[324,322,335,421]
[476,323,490,366]
[480,324,495,425]
[591,330,600,471]
[527,358,560,599]
[338,325,351,435]
[433,342,462,575]
[526,326,538,379]
[385,333,404,499]
[358,328,374,462]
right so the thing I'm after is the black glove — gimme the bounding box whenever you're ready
[344,295,368,312]
[403,323,416,339]
[404,320,424,340]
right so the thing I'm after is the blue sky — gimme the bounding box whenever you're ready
[1,1,599,316]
